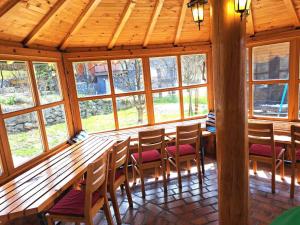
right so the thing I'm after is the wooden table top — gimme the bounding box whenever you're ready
[0,136,115,224]
[95,119,212,141]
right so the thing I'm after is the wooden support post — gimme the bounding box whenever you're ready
[211,0,249,224]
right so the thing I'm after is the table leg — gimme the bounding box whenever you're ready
[201,137,205,176]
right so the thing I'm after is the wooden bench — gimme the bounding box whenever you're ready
[0,136,115,224]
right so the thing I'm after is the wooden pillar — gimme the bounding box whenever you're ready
[211,0,249,224]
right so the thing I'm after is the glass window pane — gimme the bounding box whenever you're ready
[150,56,178,89]
[79,99,115,133]
[33,62,62,104]
[5,112,43,167]
[43,105,68,149]
[153,91,180,122]
[181,54,207,86]
[0,61,34,113]
[116,95,147,128]
[112,58,144,93]
[73,61,110,97]
[183,88,208,118]
[253,84,288,118]
[253,42,289,81]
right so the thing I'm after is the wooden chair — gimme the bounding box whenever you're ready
[46,152,113,225]
[290,125,300,198]
[108,137,133,225]
[131,128,167,198]
[165,123,202,188]
[248,122,285,194]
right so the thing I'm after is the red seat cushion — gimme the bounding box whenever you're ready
[166,144,196,157]
[48,189,101,216]
[132,150,161,163]
[249,144,284,158]
[295,149,300,161]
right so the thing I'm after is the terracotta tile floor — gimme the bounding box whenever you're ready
[7,157,300,225]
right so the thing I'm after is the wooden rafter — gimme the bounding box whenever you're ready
[59,0,103,50]
[143,0,164,47]
[23,0,67,46]
[282,0,300,27]
[174,0,189,45]
[108,0,136,50]
[247,8,255,36]
[0,0,20,18]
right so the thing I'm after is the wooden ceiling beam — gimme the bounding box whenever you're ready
[59,0,103,50]
[108,0,136,50]
[247,8,255,36]
[174,0,189,45]
[143,0,164,47]
[23,0,68,46]
[0,0,20,18]
[282,0,300,27]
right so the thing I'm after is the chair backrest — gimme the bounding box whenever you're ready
[110,137,131,183]
[175,123,201,156]
[291,125,300,162]
[248,122,274,146]
[84,151,109,216]
[138,128,165,164]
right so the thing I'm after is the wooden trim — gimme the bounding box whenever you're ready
[59,0,103,50]
[108,0,137,49]
[23,0,67,46]
[0,0,20,18]
[248,47,253,117]
[143,0,164,47]
[282,0,300,27]
[142,57,154,124]
[247,8,255,36]
[174,0,189,45]
[177,55,184,119]
[107,60,119,130]
[288,40,298,121]
[0,116,14,174]
[27,61,49,152]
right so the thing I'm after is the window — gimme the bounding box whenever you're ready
[0,61,34,113]
[181,54,207,85]
[150,56,178,89]
[252,42,289,118]
[33,62,62,104]
[183,88,208,118]
[73,61,110,97]
[0,60,69,168]
[112,59,144,93]
[153,91,180,122]
[43,105,68,149]
[5,112,43,167]
[79,99,115,133]
[116,95,147,128]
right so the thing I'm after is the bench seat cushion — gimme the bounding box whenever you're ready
[132,150,161,163]
[166,144,196,157]
[48,189,101,216]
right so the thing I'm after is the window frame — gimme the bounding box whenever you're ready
[0,57,73,174]
[70,51,211,134]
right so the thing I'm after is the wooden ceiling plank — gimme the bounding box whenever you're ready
[59,0,103,50]
[282,0,300,27]
[108,0,137,50]
[247,8,255,36]
[143,0,165,47]
[174,0,189,45]
[23,0,68,46]
[0,0,21,18]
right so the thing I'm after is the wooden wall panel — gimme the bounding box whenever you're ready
[32,0,88,47]
[252,0,295,32]
[0,0,58,42]
[65,0,128,48]
[178,5,210,44]
[147,0,181,45]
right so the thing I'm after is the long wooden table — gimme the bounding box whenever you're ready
[0,137,115,224]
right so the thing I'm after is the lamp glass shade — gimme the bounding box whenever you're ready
[235,0,251,12]
[191,2,204,23]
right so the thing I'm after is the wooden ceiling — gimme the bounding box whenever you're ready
[0,0,299,51]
